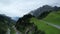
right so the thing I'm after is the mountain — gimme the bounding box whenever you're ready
[30,5,60,17]
[15,14,45,34]
[0,14,15,34]
[53,6,60,11]
[32,5,53,17]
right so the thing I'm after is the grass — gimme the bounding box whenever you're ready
[30,18,60,34]
[43,11,60,25]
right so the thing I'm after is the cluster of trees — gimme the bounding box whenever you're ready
[15,14,45,34]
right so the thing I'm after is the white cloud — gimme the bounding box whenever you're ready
[0,0,60,17]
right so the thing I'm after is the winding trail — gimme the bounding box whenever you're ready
[6,26,21,34]
[40,20,60,29]
[6,28,10,34]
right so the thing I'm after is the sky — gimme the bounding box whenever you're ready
[0,0,60,17]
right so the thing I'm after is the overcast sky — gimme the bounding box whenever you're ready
[0,0,60,17]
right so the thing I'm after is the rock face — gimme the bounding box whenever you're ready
[30,5,60,18]
[30,5,53,17]
[15,14,45,34]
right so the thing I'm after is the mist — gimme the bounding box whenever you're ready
[0,0,60,17]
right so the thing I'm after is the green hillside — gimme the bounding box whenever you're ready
[30,18,60,34]
[43,11,60,25]
[30,11,60,34]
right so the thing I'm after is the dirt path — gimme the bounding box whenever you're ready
[41,20,60,29]
[6,28,10,34]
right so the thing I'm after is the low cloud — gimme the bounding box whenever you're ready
[0,0,60,17]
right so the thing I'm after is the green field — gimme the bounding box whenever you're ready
[30,18,60,34]
[43,11,60,25]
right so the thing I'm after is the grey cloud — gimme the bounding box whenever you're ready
[0,0,60,17]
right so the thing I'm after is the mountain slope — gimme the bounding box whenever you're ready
[32,5,53,17]
[30,17,60,34]
[43,11,60,25]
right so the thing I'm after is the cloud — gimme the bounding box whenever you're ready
[0,0,60,17]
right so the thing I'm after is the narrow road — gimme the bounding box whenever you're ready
[40,20,60,29]
[46,22,60,29]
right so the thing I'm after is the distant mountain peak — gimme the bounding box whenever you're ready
[31,5,53,17]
